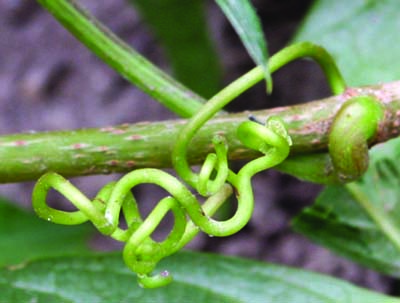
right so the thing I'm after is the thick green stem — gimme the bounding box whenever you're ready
[0,81,399,183]
[37,0,205,117]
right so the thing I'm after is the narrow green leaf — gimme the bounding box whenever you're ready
[293,0,400,86]
[1,251,398,303]
[37,0,206,118]
[0,198,92,267]
[293,137,400,277]
[215,0,272,92]
[129,0,222,98]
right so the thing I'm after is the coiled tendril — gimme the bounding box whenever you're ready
[32,42,346,288]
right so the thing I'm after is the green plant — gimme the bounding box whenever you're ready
[2,0,400,301]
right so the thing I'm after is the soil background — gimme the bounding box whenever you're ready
[0,0,398,295]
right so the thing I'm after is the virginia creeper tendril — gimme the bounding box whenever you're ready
[32,42,347,288]
[172,41,346,191]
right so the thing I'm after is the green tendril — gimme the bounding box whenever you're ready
[328,96,384,182]
[172,41,345,192]
[32,42,346,288]
[197,135,229,196]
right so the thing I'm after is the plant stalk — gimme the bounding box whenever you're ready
[0,81,399,183]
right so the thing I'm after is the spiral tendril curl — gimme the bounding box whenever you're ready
[31,42,347,288]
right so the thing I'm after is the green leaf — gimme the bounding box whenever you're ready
[293,0,400,86]
[293,137,400,277]
[0,198,92,267]
[129,0,222,98]
[1,251,398,303]
[215,0,272,92]
[37,0,206,118]
[292,0,400,276]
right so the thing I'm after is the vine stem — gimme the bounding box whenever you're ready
[0,81,400,183]
[36,0,206,118]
